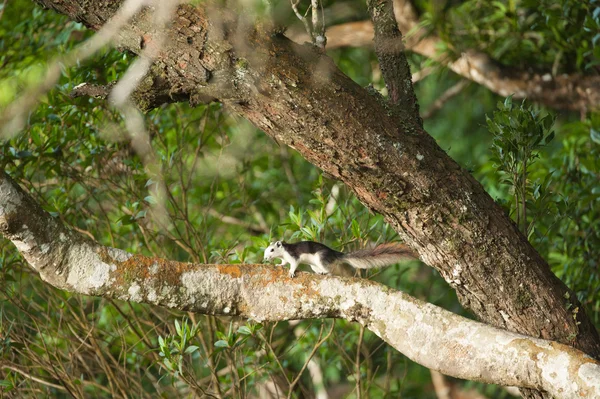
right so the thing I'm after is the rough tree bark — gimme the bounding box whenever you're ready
[22,0,600,396]
[1,171,600,397]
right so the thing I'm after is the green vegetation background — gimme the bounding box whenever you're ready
[1,0,599,397]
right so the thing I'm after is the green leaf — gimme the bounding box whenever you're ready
[237,326,252,335]
[590,127,600,145]
[144,195,157,205]
[184,345,199,354]
[117,215,135,225]
[351,219,361,239]
[214,340,229,348]
[0,380,13,388]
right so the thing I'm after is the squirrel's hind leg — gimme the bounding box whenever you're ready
[310,254,331,275]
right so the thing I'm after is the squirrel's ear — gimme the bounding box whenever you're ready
[276,241,282,247]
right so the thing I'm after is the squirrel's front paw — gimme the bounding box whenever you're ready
[288,271,296,278]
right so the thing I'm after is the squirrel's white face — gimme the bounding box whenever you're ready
[264,241,285,261]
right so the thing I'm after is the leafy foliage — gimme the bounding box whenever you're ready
[0,0,598,398]
[423,0,600,72]
[487,96,555,235]
[485,101,600,325]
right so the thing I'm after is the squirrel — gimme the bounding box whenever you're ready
[263,240,415,278]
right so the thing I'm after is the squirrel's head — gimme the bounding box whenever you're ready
[264,240,284,261]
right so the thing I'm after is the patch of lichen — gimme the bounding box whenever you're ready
[292,275,320,299]
[363,170,411,213]
[262,266,288,284]
[345,302,372,323]
[99,247,196,294]
[217,264,242,278]
[510,338,547,362]
[235,57,249,70]
[516,289,533,310]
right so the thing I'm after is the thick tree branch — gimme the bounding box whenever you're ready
[27,0,600,371]
[70,77,199,111]
[289,15,600,113]
[1,172,599,397]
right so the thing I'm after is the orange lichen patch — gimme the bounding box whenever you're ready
[358,147,368,159]
[237,301,249,314]
[261,266,288,285]
[217,264,242,278]
[293,276,320,299]
[98,247,198,288]
[234,264,288,286]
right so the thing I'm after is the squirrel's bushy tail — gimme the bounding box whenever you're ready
[341,243,416,269]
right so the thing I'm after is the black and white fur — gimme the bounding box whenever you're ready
[263,240,413,278]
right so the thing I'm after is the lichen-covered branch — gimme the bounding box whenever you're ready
[1,171,599,397]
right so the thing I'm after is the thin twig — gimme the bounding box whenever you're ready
[1,365,67,391]
[291,0,312,41]
[355,325,365,399]
[412,66,435,83]
[0,0,9,21]
[287,321,334,398]
[421,80,470,119]
[207,208,270,234]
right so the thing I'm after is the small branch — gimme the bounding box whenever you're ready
[421,80,469,119]
[412,66,435,83]
[279,146,300,199]
[311,0,318,40]
[0,0,10,22]
[2,364,67,391]
[355,325,365,398]
[430,370,490,399]
[70,79,192,112]
[367,0,422,126]
[290,0,326,49]
[291,0,312,44]
[206,208,270,235]
[311,0,326,49]
[70,82,113,99]
[430,370,451,399]
[287,321,334,397]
